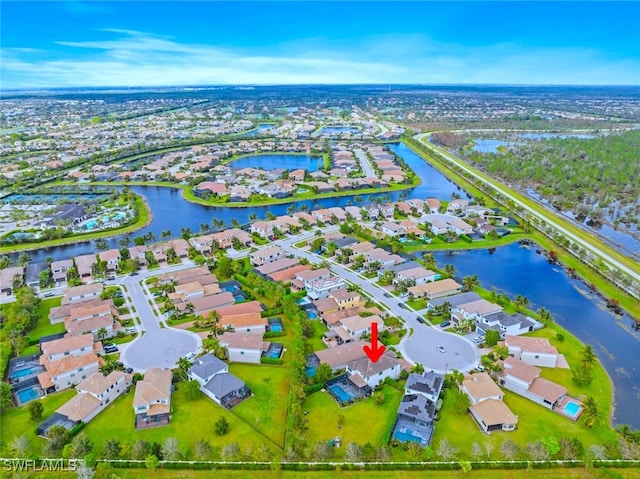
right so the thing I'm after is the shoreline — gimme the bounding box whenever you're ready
[0,194,153,254]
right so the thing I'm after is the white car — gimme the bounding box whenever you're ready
[437,345,446,353]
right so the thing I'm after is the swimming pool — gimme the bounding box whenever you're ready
[234,295,245,302]
[297,298,311,305]
[307,311,318,319]
[329,384,354,403]
[12,367,36,379]
[393,429,423,444]
[270,324,283,332]
[563,399,582,418]
[306,366,316,377]
[263,343,283,359]
[16,387,40,404]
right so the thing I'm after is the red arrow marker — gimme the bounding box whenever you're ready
[363,321,386,363]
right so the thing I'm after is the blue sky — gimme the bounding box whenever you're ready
[1,1,639,89]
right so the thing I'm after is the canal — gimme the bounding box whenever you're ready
[12,141,640,427]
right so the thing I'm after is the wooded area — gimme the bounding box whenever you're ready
[466,131,640,230]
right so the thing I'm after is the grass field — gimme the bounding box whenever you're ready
[26,297,64,342]
[229,364,290,448]
[80,386,281,458]
[303,384,403,458]
[0,389,75,455]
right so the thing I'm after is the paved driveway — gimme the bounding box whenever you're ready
[118,273,201,372]
[278,236,480,374]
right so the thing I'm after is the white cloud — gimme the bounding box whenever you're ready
[1,30,638,89]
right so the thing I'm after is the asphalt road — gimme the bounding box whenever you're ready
[415,133,640,283]
[115,269,201,372]
[354,148,376,178]
[277,234,480,374]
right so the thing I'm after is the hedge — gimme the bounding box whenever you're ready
[260,356,284,365]
[260,307,283,317]
[263,330,286,339]
[303,382,325,395]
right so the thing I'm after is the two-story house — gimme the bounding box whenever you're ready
[188,353,251,408]
[133,368,172,429]
[461,372,518,433]
[37,334,102,393]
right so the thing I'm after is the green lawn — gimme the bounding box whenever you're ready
[26,297,65,342]
[0,389,76,455]
[25,468,640,479]
[229,364,290,448]
[303,385,403,458]
[82,386,281,458]
[305,319,329,354]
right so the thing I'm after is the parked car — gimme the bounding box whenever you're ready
[125,367,133,374]
[437,345,446,353]
[384,292,391,298]
[417,317,425,324]
[440,321,451,328]
[103,343,115,348]
[398,303,406,309]
[474,336,484,344]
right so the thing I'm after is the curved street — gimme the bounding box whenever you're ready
[113,268,202,372]
[275,231,480,374]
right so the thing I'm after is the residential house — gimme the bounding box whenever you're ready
[405,371,444,403]
[380,222,407,238]
[75,254,97,278]
[98,249,121,272]
[128,245,149,265]
[345,352,402,388]
[218,312,268,333]
[306,276,346,300]
[218,332,265,364]
[38,334,102,392]
[504,335,569,368]
[476,312,535,339]
[250,245,283,266]
[50,259,74,286]
[187,353,251,408]
[339,314,384,341]
[62,283,103,304]
[38,371,132,436]
[408,279,463,300]
[498,357,567,410]
[393,266,437,286]
[329,289,364,310]
[0,266,24,295]
[133,368,172,429]
[461,372,517,432]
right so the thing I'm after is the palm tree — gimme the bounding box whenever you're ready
[176,357,192,381]
[411,363,425,374]
[230,218,240,229]
[161,229,172,239]
[537,307,553,323]
[514,294,529,312]
[581,344,596,368]
[444,264,455,278]
[97,327,108,342]
[461,275,479,292]
[582,396,601,429]
[200,223,211,233]
[17,252,32,267]
[248,212,258,222]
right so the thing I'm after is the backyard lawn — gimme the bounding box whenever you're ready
[0,389,75,455]
[431,381,617,461]
[229,364,290,448]
[25,297,65,342]
[82,386,281,458]
[305,319,329,354]
[303,384,403,458]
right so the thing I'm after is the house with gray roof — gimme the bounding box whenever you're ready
[187,353,251,409]
[405,371,444,403]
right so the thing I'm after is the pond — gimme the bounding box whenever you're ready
[230,154,322,172]
[425,243,640,428]
[319,126,361,135]
[246,124,274,136]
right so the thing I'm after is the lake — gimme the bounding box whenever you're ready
[231,154,322,172]
[10,142,640,427]
[426,243,640,428]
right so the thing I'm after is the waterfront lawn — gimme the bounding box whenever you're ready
[303,384,403,457]
[0,389,75,455]
[27,297,64,342]
[431,382,617,460]
[229,364,290,447]
[525,325,614,423]
[82,386,281,458]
